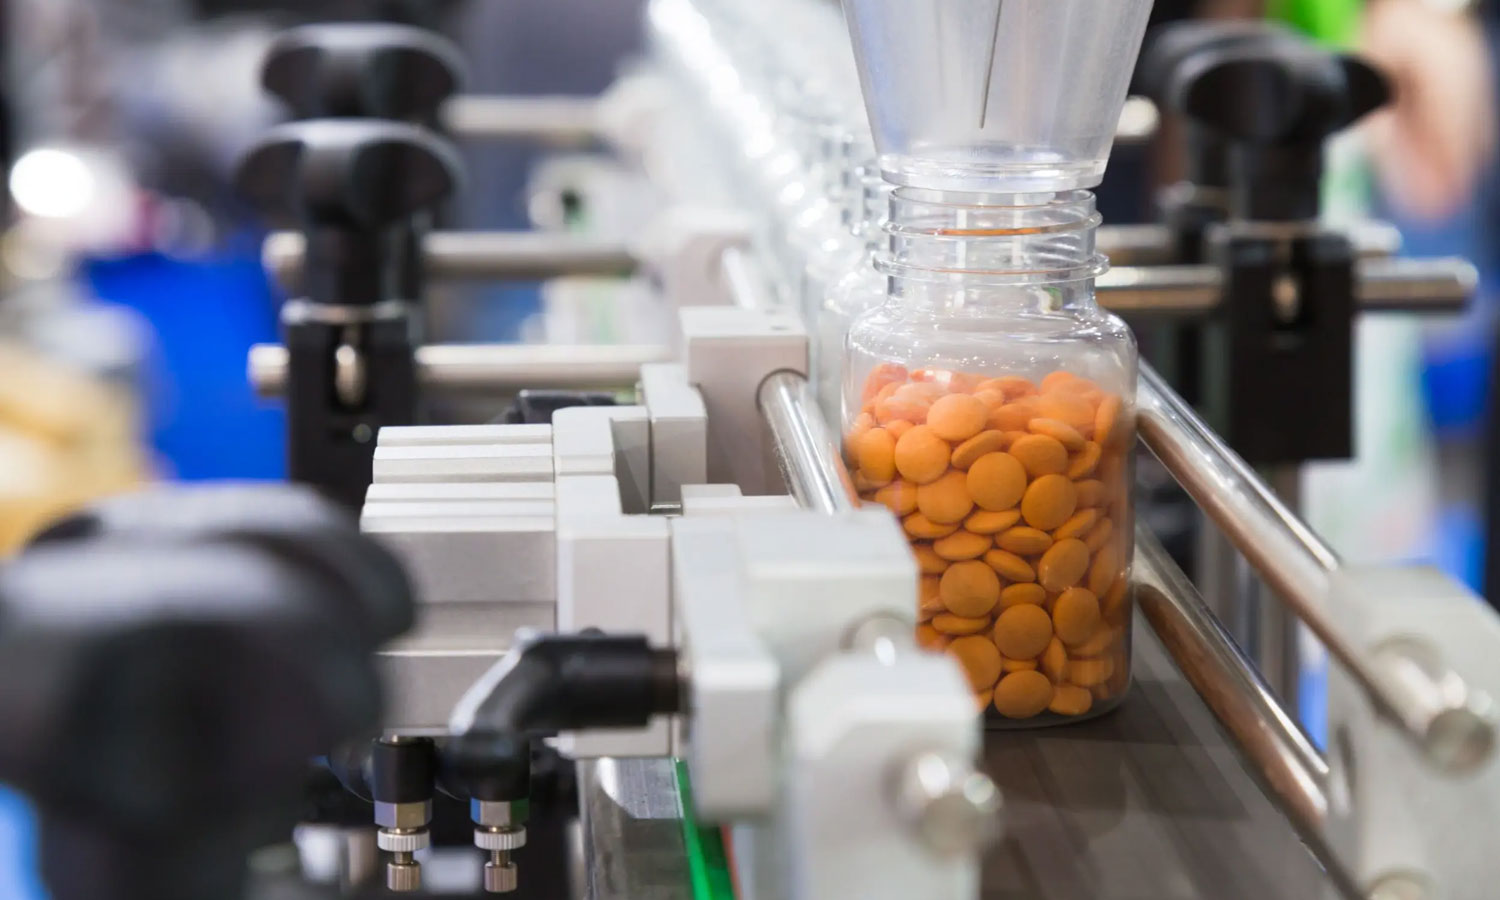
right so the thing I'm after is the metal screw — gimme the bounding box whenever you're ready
[893,751,1003,857]
[377,826,428,893]
[1272,274,1300,322]
[475,825,525,894]
[386,852,420,892]
[334,339,366,406]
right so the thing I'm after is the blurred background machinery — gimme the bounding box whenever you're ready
[1,0,1499,898]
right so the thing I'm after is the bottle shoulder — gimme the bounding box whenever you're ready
[847,298,1138,383]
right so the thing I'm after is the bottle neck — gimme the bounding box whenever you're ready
[845,167,894,247]
[877,189,1107,312]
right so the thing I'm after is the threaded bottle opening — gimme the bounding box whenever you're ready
[877,189,1107,286]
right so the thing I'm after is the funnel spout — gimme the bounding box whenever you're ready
[843,0,1154,192]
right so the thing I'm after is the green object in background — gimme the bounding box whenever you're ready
[675,759,737,900]
[1267,0,1364,45]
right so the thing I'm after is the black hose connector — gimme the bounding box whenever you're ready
[371,737,437,805]
[459,632,682,737]
[441,631,681,804]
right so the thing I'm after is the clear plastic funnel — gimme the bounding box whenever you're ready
[843,0,1153,192]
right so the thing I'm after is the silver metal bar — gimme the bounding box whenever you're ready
[1114,95,1160,145]
[248,342,670,398]
[1096,264,1222,315]
[1355,256,1478,311]
[1347,220,1405,258]
[1096,220,1405,267]
[1095,224,1180,267]
[441,94,600,145]
[756,370,859,515]
[1138,362,1496,771]
[1097,256,1474,317]
[1257,465,1305,715]
[1134,526,1361,900]
[720,246,776,312]
[263,231,638,294]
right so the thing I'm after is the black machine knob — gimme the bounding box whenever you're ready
[1162,30,1388,221]
[0,485,416,900]
[262,23,465,126]
[259,24,466,304]
[1138,21,1295,191]
[237,119,460,307]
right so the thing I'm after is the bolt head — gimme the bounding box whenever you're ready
[472,798,528,828]
[894,751,1004,857]
[375,800,432,830]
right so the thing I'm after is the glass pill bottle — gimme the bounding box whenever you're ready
[842,189,1136,724]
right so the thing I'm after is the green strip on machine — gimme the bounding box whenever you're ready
[675,759,737,900]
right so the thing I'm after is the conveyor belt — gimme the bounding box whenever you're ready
[575,619,1329,900]
[981,618,1327,900]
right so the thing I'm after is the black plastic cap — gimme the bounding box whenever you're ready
[263,23,465,123]
[1136,20,1292,102]
[1176,47,1389,146]
[1166,37,1390,220]
[236,119,460,231]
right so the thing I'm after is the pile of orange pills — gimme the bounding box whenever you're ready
[847,363,1134,721]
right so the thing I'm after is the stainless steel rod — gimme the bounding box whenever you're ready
[1096,220,1404,267]
[248,342,670,398]
[757,370,859,515]
[1132,527,1361,900]
[1355,256,1478,311]
[720,246,776,312]
[1094,224,1180,267]
[1097,257,1474,317]
[1113,96,1160,145]
[1096,264,1222,315]
[440,94,600,145]
[1137,362,1495,770]
[263,231,638,293]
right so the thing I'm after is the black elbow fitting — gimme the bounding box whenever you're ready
[461,631,682,737]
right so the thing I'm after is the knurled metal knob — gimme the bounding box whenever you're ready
[377,828,430,853]
[387,860,421,892]
[483,861,518,893]
[474,826,527,851]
